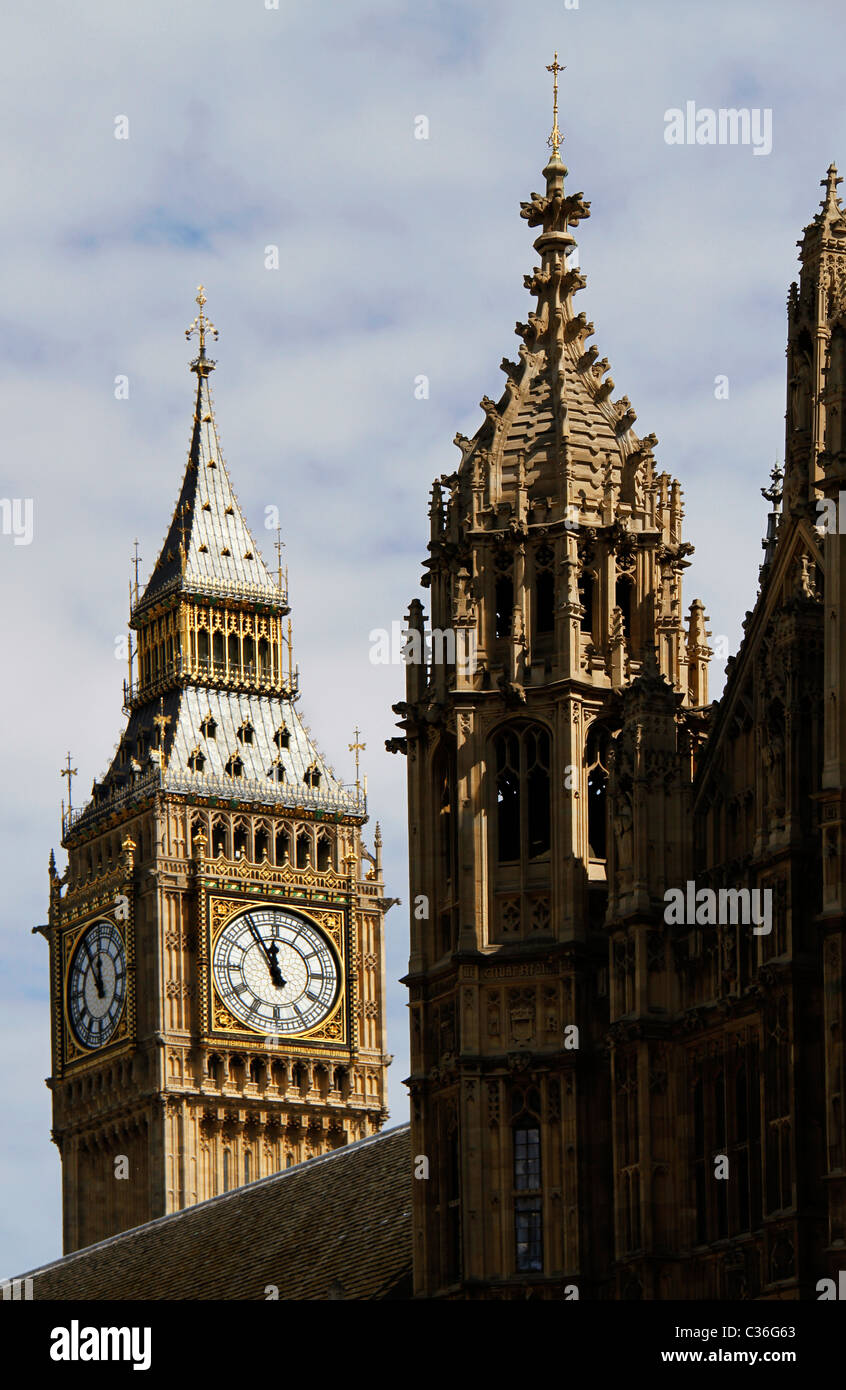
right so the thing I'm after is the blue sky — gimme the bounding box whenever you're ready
[1,0,844,1277]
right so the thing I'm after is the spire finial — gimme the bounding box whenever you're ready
[131,538,142,606]
[274,526,285,592]
[349,726,366,793]
[185,284,219,373]
[60,752,77,813]
[546,52,564,159]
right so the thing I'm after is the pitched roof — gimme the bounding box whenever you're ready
[140,357,281,611]
[10,1125,412,1301]
[95,685,364,820]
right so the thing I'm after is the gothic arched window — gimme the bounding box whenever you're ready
[512,1088,543,1273]
[586,723,611,861]
[494,551,514,640]
[493,723,551,864]
[615,576,632,637]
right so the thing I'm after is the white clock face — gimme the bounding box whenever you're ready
[68,920,127,1048]
[212,907,339,1034]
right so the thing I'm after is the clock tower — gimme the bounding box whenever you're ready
[39,290,392,1254]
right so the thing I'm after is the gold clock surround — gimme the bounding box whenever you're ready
[205,893,348,1045]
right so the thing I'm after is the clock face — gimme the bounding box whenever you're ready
[212,906,340,1035]
[68,920,127,1049]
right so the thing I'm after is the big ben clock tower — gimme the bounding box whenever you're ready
[39,290,392,1254]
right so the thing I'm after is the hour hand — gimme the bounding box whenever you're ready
[267,940,286,989]
[246,919,286,988]
[86,942,105,998]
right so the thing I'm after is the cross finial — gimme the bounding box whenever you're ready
[185,284,219,366]
[546,52,565,158]
[274,526,285,591]
[60,752,78,812]
[131,539,142,605]
[348,726,366,791]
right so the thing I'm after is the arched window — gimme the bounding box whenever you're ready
[197,629,210,667]
[295,831,310,868]
[494,551,514,640]
[316,834,332,872]
[212,820,228,858]
[495,730,520,863]
[493,723,551,864]
[615,576,632,638]
[512,1088,543,1273]
[586,724,611,860]
[275,825,290,864]
[258,637,270,678]
[243,635,255,673]
[212,631,224,668]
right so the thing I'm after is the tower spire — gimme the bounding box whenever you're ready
[546,51,564,161]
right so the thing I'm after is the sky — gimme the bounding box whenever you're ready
[1,0,844,1278]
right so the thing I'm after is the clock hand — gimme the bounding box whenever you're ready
[85,940,105,998]
[246,919,286,989]
[267,940,287,989]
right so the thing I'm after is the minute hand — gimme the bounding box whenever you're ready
[246,918,286,988]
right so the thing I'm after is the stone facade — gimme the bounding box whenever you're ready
[391,142,844,1299]
[40,295,392,1254]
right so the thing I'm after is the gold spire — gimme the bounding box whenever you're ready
[131,539,142,606]
[60,752,77,812]
[546,52,564,159]
[275,526,285,592]
[348,726,366,792]
[185,284,219,369]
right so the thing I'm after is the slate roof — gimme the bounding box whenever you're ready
[97,686,363,819]
[10,1125,412,1301]
[140,367,281,611]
